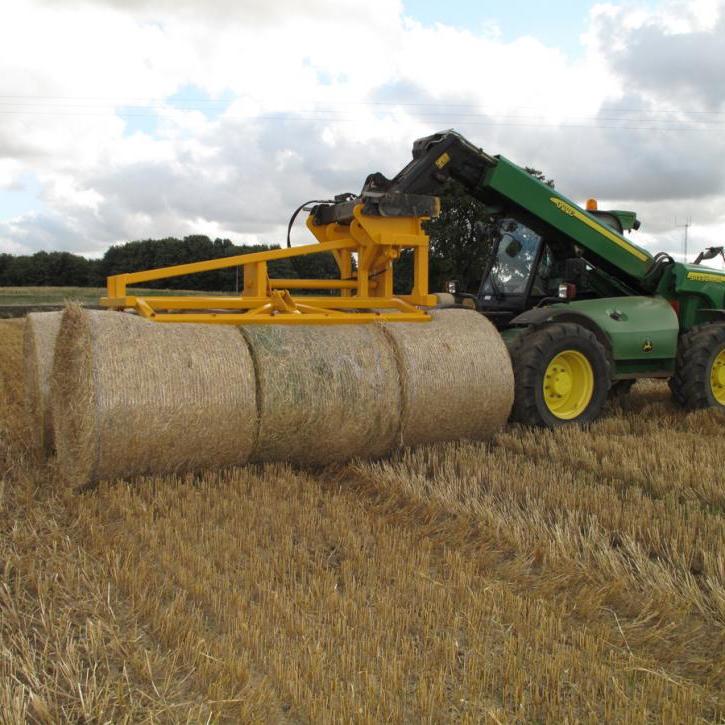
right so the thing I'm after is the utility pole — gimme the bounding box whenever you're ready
[675,217,692,263]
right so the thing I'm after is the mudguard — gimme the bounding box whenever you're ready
[510,296,679,362]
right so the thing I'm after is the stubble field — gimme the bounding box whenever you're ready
[0,317,723,723]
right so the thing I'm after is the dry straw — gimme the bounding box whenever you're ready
[241,324,401,466]
[51,306,258,486]
[382,308,514,447]
[51,306,515,483]
[23,311,63,455]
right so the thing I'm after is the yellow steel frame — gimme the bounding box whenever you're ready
[101,204,438,324]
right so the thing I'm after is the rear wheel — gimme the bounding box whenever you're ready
[509,322,611,427]
[669,323,725,409]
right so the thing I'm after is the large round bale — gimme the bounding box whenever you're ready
[24,311,63,455]
[51,306,258,486]
[241,324,401,466]
[382,308,514,447]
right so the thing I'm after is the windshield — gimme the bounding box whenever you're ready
[481,220,543,297]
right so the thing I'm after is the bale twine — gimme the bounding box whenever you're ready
[51,306,258,486]
[241,324,401,466]
[382,308,514,447]
[23,311,63,455]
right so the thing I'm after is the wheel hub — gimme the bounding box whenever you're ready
[543,350,595,420]
[552,369,573,397]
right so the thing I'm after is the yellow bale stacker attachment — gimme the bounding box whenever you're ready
[101,204,437,324]
[39,196,515,486]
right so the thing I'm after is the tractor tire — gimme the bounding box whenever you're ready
[669,323,725,409]
[509,322,611,427]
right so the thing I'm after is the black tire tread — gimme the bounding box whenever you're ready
[508,322,611,427]
[669,323,725,409]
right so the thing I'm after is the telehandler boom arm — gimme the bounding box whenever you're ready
[313,130,654,288]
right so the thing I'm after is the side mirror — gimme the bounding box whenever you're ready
[701,246,724,261]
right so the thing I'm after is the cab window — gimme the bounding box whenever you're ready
[481,221,543,296]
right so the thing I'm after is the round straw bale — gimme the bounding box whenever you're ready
[24,311,63,455]
[51,306,258,486]
[241,324,401,466]
[433,292,456,308]
[382,308,514,447]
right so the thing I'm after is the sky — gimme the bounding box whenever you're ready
[0,0,724,268]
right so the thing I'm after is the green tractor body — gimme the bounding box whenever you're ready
[317,129,725,425]
[472,151,724,421]
[478,155,725,373]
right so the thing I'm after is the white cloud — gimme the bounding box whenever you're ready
[0,0,724,268]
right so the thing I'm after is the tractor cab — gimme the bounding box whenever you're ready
[468,203,643,327]
[476,218,550,317]
[466,216,569,326]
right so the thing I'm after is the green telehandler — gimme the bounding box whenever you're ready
[313,130,725,427]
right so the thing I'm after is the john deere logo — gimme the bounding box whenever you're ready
[642,339,654,353]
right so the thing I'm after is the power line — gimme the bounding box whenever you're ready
[0,94,721,131]
[1,104,724,125]
[0,94,724,117]
[0,110,720,131]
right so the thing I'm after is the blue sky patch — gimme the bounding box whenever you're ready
[166,84,234,121]
[404,0,595,56]
[0,173,43,219]
[120,84,234,136]
[119,105,158,136]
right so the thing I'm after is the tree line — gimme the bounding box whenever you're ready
[0,236,339,291]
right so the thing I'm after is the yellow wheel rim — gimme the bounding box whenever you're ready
[543,350,595,420]
[711,348,725,405]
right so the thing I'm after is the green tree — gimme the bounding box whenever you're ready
[423,181,495,293]
[395,168,555,294]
